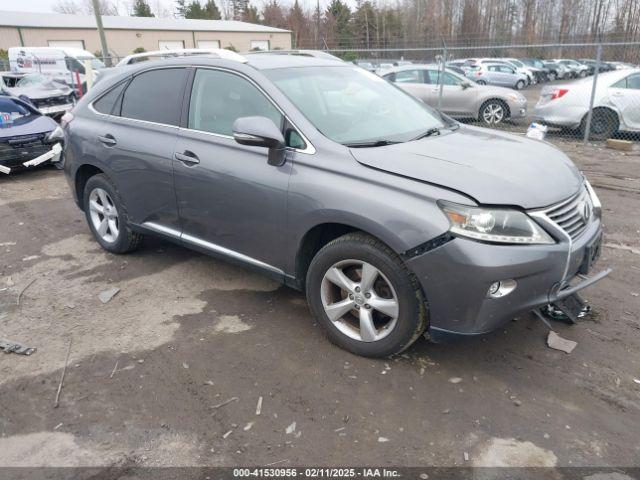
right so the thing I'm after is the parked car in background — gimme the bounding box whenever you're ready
[609,62,636,70]
[61,53,607,357]
[499,58,537,83]
[579,59,614,74]
[542,61,569,80]
[1,72,75,118]
[0,94,63,174]
[355,61,376,72]
[375,62,395,75]
[382,65,527,125]
[554,59,589,78]
[478,59,533,85]
[469,63,528,89]
[519,58,550,82]
[534,68,640,140]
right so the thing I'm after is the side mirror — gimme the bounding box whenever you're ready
[233,116,287,166]
[461,81,472,90]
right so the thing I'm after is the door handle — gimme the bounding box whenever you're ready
[174,150,200,165]
[98,134,116,146]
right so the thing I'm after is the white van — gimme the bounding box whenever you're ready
[8,47,105,93]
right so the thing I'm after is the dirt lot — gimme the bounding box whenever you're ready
[1,138,639,473]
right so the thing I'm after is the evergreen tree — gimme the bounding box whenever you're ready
[132,0,154,16]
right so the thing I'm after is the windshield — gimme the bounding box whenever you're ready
[264,66,445,145]
[509,59,524,67]
[78,56,106,69]
[16,73,46,87]
[0,97,36,128]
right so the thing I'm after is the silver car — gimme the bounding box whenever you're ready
[470,63,528,89]
[382,65,527,125]
[534,68,640,140]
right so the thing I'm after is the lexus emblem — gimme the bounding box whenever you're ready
[579,198,592,222]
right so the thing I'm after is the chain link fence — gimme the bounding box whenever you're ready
[328,41,640,144]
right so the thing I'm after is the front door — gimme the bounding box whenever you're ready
[426,69,476,116]
[172,67,291,272]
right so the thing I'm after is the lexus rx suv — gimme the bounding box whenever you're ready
[61,53,609,357]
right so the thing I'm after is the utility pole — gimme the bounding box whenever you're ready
[92,0,111,67]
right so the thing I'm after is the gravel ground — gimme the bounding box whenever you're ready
[0,137,639,472]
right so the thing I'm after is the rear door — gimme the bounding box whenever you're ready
[609,73,640,130]
[93,67,188,232]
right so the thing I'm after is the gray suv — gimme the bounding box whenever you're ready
[61,54,609,357]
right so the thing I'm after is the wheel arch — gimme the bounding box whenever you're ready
[75,164,105,210]
[293,220,406,292]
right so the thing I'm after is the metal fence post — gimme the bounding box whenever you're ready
[582,43,602,144]
[438,39,446,111]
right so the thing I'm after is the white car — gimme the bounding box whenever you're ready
[533,69,640,139]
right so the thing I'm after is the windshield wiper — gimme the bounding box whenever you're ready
[344,139,401,148]
[411,128,442,141]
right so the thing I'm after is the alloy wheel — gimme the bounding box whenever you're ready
[89,188,119,243]
[482,103,504,125]
[320,259,399,343]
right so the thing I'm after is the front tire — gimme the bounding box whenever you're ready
[306,233,427,358]
[83,174,143,254]
[515,80,525,90]
[479,99,508,126]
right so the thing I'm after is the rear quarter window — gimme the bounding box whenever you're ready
[92,81,127,115]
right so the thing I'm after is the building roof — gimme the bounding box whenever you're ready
[0,10,290,33]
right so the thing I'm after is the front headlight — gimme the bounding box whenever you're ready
[438,201,555,244]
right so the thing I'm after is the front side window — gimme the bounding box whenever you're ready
[264,66,444,145]
[120,68,187,126]
[188,68,283,137]
[426,70,462,86]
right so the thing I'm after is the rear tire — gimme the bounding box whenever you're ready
[306,233,427,358]
[580,108,619,141]
[515,80,525,90]
[476,79,487,85]
[548,71,557,81]
[83,174,143,254]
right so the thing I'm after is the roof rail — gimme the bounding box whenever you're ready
[115,48,247,67]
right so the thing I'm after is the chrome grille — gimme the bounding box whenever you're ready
[542,187,592,240]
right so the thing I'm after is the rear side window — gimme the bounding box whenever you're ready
[120,68,187,126]
[93,81,127,115]
[393,70,424,84]
[187,68,283,136]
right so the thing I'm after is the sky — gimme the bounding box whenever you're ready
[0,0,351,15]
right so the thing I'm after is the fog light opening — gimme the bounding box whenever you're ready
[487,279,517,298]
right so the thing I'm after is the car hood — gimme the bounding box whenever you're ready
[0,114,57,139]
[8,84,72,100]
[349,126,582,209]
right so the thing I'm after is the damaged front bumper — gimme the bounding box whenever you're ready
[0,141,62,175]
[406,214,610,342]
